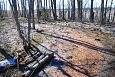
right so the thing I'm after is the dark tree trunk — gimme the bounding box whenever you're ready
[8,0,31,54]
[100,0,104,24]
[90,0,94,22]
[21,0,27,17]
[31,0,35,29]
[51,0,57,20]
[54,0,57,20]
[71,0,75,20]
[27,0,32,48]
[112,8,115,22]
[62,0,65,20]
[77,0,82,22]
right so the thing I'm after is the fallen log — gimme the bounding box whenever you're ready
[23,53,54,77]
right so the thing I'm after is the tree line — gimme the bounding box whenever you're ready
[0,0,114,24]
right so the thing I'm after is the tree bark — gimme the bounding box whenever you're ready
[71,0,75,20]
[100,0,104,25]
[51,0,57,20]
[90,0,94,22]
[104,0,108,23]
[108,0,113,22]
[77,0,82,22]
[67,0,70,19]
[62,0,65,20]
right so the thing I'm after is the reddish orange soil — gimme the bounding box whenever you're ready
[35,24,115,77]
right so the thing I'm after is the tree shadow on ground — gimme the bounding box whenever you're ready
[36,30,115,56]
[32,40,115,77]
[32,40,94,77]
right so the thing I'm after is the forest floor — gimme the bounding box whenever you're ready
[0,19,115,77]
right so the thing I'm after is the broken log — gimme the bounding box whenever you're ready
[23,53,54,77]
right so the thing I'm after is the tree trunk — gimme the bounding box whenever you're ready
[59,0,61,18]
[62,0,65,20]
[108,0,113,23]
[31,0,35,29]
[112,8,115,22]
[8,0,31,53]
[90,0,94,22]
[51,0,57,20]
[104,0,108,23]
[77,0,82,22]
[67,0,70,19]
[71,0,75,20]
[100,0,104,25]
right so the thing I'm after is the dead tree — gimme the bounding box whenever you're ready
[77,0,82,22]
[0,1,4,18]
[51,0,57,20]
[8,0,31,54]
[36,0,42,22]
[100,0,104,24]
[37,0,40,22]
[71,0,75,20]
[90,0,94,22]
[46,0,48,19]
[21,0,27,17]
[62,0,65,20]
[48,0,51,18]
[58,0,61,18]
[112,7,115,22]
[67,0,71,19]
[104,0,108,23]
[31,0,35,29]
[108,0,113,23]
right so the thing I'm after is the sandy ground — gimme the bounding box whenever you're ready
[33,24,115,77]
[0,20,115,77]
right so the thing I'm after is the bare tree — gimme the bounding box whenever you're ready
[100,0,104,24]
[112,6,115,22]
[77,0,83,22]
[51,0,57,20]
[71,0,75,20]
[8,0,32,53]
[8,0,26,49]
[21,0,27,17]
[108,0,113,22]
[104,0,108,23]
[59,0,61,18]
[90,0,94,22]
[0,1,4,18]
[48,0,51,18]
[31,0,35,29]
[62,0,65,20]
[67,0,71,19]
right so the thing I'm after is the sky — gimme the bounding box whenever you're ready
[0,0,115,10]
